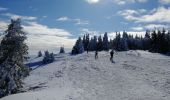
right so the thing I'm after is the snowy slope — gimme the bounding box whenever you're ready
[1,51,170,100]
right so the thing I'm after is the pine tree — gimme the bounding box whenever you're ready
[113,33,121,51]
[43,51,50,63]
[82,35,86,50]
[0,19,29,97]
[78,37,84,53]
[43,51,55,64]
[103,32,109,51]
[85,34,90,51]
[97,35,103,51]
[38,51,42,57]
[89,36,97,51]
[49,53,55,62]
[150,30,158,52]
[59,47,65,53]
[143,30,151,50]
[167,30,170,54]
[71,37,84,54]
[122,31,129,50]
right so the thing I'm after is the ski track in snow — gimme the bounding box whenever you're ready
[1,50,170,100]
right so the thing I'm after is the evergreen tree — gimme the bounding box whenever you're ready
[89,37,94,51]
[97,35,103,51]
[113,33,121,51]
[109,39,113,49]
[82,35,86,50]
[122,31,129,51]
[0,19,29,97]
[38,51,42,57]
[143,30,151,50]
[103,32,109,51]
[43,51,50,64]
[43,51,55,64]
[71,37,84,54]
[93,36,97,51]
[49,53,55,62]
[82,34,90,51]
[59,46,65,53]
[167,31,170,54]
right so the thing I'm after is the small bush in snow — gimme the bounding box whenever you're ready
[59,47,65,53]
[43,51,55,64]
[38,51,42,57]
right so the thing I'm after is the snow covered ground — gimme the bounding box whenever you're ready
[1,50,170,100]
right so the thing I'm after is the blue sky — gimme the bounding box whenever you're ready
[0,0,170,54]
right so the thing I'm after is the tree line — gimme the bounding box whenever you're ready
[72,29,170,55]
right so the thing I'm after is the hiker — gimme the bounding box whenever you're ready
[95,50,98,59]
[110,49,114,62]
[87,47,89,54]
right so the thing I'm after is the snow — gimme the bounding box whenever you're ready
[1,50,170,100]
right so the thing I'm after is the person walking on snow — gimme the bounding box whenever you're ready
[95,50,98,59]
[110,49,114,62]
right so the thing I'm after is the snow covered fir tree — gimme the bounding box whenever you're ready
[37,51,42,57]
[0,19,29,98]
[43,51,55,64]
[71,37,84,54]
[59,46,65,53]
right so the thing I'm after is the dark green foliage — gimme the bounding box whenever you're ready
[59,47,65,53]
[72,37,84,54]
[72,28,170,55]
[103,32,109,51]
[0,19,29,98]
[82,34,90,51]
[43,51,55,64]
[150,29,170,53]
[38,51,42,57]
[97,35,103,51]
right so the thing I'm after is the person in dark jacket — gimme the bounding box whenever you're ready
[110,50,114,62]
[95,50,98,59]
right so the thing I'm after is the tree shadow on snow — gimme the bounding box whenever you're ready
[25,61,48,70]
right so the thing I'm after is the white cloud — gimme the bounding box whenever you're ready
[84,0,147,5]
[137,7,170,23]
[42,16,47,18]
[0,21,8,32]
[118,7,170,23]
[118,9,147,18]
[23,22,75,54]
[0,7,8,11]
[57,16,89,25]
[27,35,75,54]
[81,28,99,36]
[159,0,170,4]
[74,19,89,25]
[144,24,169,29]
[131,26,144,31]
[23,21,72,37]
[131,24,169,32]
[57,16,70,21]
[86,0,99,4]
[113,0,147,5]
[1,13,37,20]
